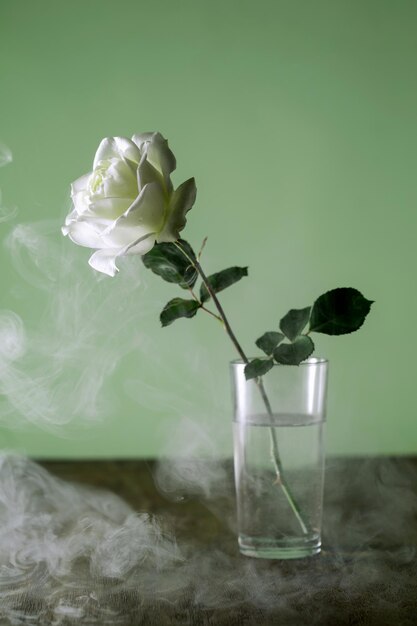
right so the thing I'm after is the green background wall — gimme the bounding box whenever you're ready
[0,0,415,457]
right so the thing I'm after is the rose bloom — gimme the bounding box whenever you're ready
[62,133,196,276]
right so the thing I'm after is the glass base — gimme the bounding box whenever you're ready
[238,534,321,560]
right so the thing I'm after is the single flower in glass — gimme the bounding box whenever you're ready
[62,133,196,276]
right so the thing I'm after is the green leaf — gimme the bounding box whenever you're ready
[279,306,311,341]
[255,331,285,355]
[244,358,274,380]
[309,288,373,335]
[200,266,248,303]
[273,336,315,365]
[160,298,200,327]
[142,239,198,289]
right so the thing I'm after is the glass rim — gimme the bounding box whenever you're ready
[230,357,328,367]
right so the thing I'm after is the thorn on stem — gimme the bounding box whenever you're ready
[198,236,208,260]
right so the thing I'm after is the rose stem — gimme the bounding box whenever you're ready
[187,287,223,323]
[175,241,309,535]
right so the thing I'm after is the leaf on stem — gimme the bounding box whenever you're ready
[255,331,285,355]
[142,239,198,289]
[160,298,200,327]
[200,266,248,303]
[279,307,311,341]
[309,288,374,335]
[244,358,274,380]
[273,336,315,365]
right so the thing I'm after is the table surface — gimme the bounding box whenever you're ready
[1,457,416,626]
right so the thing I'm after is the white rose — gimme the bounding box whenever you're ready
[62,132,196,277]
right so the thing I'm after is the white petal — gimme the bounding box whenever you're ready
[124,182,166,231]
[146,132,176,179]
[88,233,156,276]
[114,137,141,163]
[64,220,105,248]
[63,208,78,227]
[131,132,154,151]
[88,249,120,277]
[93,138,114,168]
[124,233,156,255]
[101,182,166,248]
[132,132,176,183]
[72,190,91,215]
[88,197,134,219]
[157,177,197,242]
[101,158,138,199]
[93,137,140,169]
[71,173,91,196]
[137,151,162,191]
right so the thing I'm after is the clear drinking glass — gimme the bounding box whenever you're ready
[230,358,328,559]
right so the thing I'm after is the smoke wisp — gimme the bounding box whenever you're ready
[0,143,18,225]
[0,218,160,433]
[0,140,415,624]
[0,454,416,625]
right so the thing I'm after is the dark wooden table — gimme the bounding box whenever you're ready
[1,457,416,625]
